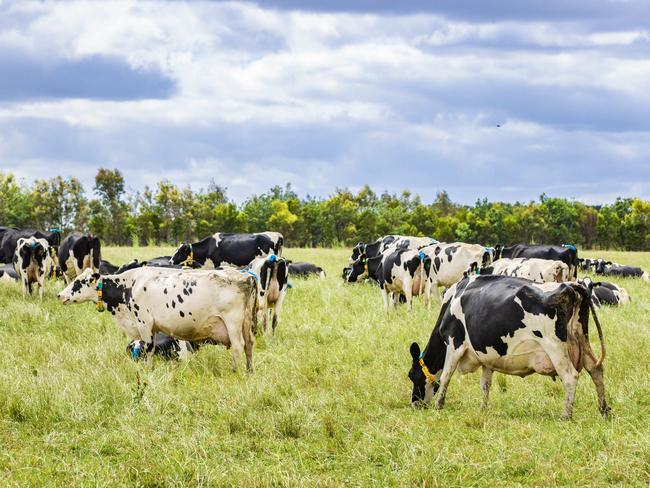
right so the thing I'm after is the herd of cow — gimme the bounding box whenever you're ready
[1,226,648,419]
[344,235,647,419]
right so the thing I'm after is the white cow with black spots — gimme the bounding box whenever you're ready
[13,236,52,300]
[58,266,258,371]
[479,257,570,283]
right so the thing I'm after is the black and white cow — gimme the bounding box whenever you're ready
[349,235,437,264]
[420,242,494,301]
[495,244,579,279]
[288,262,326,279]
[592,259,649,281]
[170,232,283,269]
[0,263,19,283]
[579,278,630,307]
[126,332,202,361]
[247,254,290,334]
[13,237,51,300]
[408,275,608,419]
[99,260,119,275]
[578,258,598,272]
[0,228,60,264]
[58,266,258,371]
[113,256,202,274]
[58,233,101,283]
[479,257,570,283]
[350,248,430,311]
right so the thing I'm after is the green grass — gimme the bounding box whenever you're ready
[1,247,649,486]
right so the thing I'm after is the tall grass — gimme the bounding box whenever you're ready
[0,248,648,486]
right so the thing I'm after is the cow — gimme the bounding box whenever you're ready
[114,256,203,274]
[580,278,630,307]
[420,242,495,301]
[352,248,430,311]
[99,260,119,275]
[58,233,101,283]
[578,258,598,272]
[495,244,579,279]
[246,254,290,334]
[0,263,19,283]
[288,262,326,279]
[57,266,258,371]
[478,257,570,283]
[170,232,284,269]
[13,237,51,300]
[0,228,60,264]
[592,259,649,281]
[127,332,202,361]
[408,274,608,419]
[349,235,437,264]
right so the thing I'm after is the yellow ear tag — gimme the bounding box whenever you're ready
[97,281,105,313]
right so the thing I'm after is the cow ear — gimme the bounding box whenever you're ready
[410,342,421,360]
[606,261,612,265]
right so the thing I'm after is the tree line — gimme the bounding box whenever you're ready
[1,169,648,250]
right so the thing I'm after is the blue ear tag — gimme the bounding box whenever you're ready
[268,254,277,263]
[131,344,142,361]
[419,351,424,359]
[418,251,426,261]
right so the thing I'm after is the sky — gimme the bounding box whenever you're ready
[0,0,649,205]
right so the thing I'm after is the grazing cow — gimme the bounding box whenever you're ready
[495,244,579,279]
[356,248,430,311]
[408,275,608,419]
[13,237,51,300]
[479,257,570,283]
[0,228,60,264]
[0,262,19,283]
[579,278,630,307]
[127,332,201,361]
[593,259,649,281]
[247,254,290,334]
[59,233,101,283]
[350,235,437,264]
[420,242,494,301]
[58,266,258,371]
[288,262,326,278]
[170,232,284,269]
[99,260,119,275]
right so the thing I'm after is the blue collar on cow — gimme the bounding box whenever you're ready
[562,243,577,252]
[418,250,426,261]
[240,268,259,281]
[418,352,440,387]
[131,343,142,361]
[267,254,277,263]
[96,278,105,313]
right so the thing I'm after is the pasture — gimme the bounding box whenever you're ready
[1,247,649,486]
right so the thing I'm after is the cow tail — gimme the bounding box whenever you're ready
[588,300,606,367]
[247,276,259,336]
[570,283,605,368]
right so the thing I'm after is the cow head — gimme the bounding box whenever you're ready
[341,266,351,280]
[346,256,369,282]
[126,340,145,361]
[116,259,142,274]
[493,244,503,259]
[350,241,366,263]
[170,242,192,265]
[594,259,612,274]
[58,268,101,304]
[408,342,440,406]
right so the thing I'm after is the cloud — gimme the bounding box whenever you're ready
[0,1,648,205]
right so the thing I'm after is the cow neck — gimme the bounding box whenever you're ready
[96,276,128,313]
[420,299,452,383]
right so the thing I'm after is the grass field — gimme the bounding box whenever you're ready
[1,247,649,486]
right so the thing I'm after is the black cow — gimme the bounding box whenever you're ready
[58,232,101,283]
[288,262,325,278]
[170,232,283,268]
[593,259,648,281]
[0,228,60,263]
[114,256,203,274]
[495,243,579,279]
[409,274,608,419]
[99,260,119,275]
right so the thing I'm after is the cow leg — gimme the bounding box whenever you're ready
[544,345,579,420]
[403,278,413,311]
[435,343,464,410]
[230,335,245,372]
[480,366,493,409]
[381,287,390,311]
[272,293,287,334]
[582,353,609,416]
[22,278,28,298]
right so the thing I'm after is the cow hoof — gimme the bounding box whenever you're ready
[560,413,572,421]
